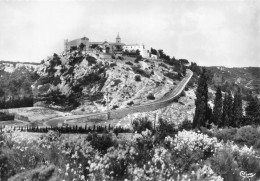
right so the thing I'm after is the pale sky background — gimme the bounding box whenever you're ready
[0,0,259,67]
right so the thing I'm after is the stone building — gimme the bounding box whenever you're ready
[123,44,149,58]
[64,33,153,58]
[64,37,89,51]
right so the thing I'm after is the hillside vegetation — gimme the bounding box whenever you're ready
[207,66,260,99]
[33,51,187,112]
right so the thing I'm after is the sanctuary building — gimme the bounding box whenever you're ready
[64,33,154,58]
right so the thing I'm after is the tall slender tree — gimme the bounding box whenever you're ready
[193,68,209,128]
[213,86,223,127]
[226,91,233,126]
[222,93,228,126]
[231,88,243,127]
[245,95,260,123]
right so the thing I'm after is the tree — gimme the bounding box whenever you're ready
[193,68,209,128]
[136,49,140,56]
[79,43,85,51]
[231,88,243,127]
[245,95,260,121]
[106,46,110,53]
[0,88,5,97]
[212,87,223,127]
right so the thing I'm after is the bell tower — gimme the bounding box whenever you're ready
[116,33,121,43]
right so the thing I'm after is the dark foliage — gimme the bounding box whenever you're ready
[131,66,150,78]
[0,111,15,121]
[212,86,223,127]
[86,55,97,66]
[125,61,133,66]
[86,133,117,154]
[147,93,155,100]
[155,118,176,142]
[134,75,141,82]
[193,68,209,128]
[132,117,154,134]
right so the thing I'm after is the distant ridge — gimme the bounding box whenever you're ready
[0,60,40,65]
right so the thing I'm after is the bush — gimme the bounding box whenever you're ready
[125,61,133,66]
[147,93,155,100]
[237,154,260,178]
[134,55,142,63]
[86,133,116,154]
[0,112,15,121]
[111,55,115,59]
[8,165,59,181]
[86,55,97,65]
[158,63,168,69]
[210,149,239,181]
[213,128,237,142]
[134,75,141,82]
[132,117,154,134]
[155,118,176,142]
[118,56,124,60]
[127,101,134,106]
[131,66,150,78]
[234,126,260,146]
[178,118,192,131]
[110,63,117,67]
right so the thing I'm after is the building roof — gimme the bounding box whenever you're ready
[68,39,81,47]
[124,44,141,47]
[68,37,89,46]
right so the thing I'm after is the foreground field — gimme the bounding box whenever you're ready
[1,119,260,181]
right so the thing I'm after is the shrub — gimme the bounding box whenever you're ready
[118,56,124,60]
[0,111,15,121]
[111,55,115,59]
[178,118,192,131]
[8,165,59,181]
[112,105,119,110]
[86,133,116,154]
[234,126,260,146]
[158,63,168,69]
[155,118,176,142]
[134,75,141,81]
[210,149,239,181]
[213,128,237,142]
[237,154,260,179]
[131,66,150,78]
[147,93,155,100]
[86,55,97,65]
[164,72,180,80]
[132,117,154,134]
[127,101,134,106]
[125,61,133,66]
[134,55,142,63]
[110,63,117,67]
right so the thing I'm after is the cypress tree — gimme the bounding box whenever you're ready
[193,68,209,128]
[222,93,228,126]
[213,86,223,127]
[245,95,260,123]
[226,90,233,126]
[231,88,243,127]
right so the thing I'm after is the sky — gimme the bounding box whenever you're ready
[0,0,259,67]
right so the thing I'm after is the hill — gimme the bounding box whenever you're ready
[32,51,187,113]
[207,66,260,99]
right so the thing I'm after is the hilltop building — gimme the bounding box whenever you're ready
[123,44,149,58]
[64,33,153,58]
[64,37,89,51]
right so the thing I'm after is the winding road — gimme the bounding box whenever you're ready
[46,69,193,126]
